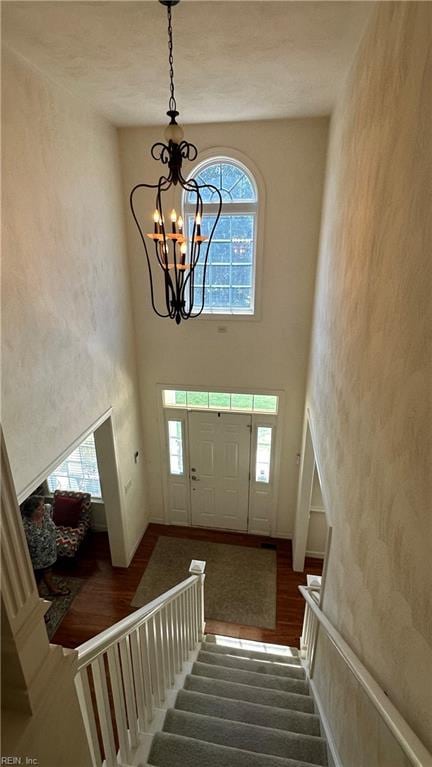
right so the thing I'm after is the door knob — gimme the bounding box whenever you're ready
[191,475,200,481]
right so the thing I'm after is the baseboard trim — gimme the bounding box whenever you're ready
[126,520,149,567]
[309,678,343,767]
[306,549,325,559]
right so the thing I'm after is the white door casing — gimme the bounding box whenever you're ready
[189,411,251,531]
[160,390,281,534]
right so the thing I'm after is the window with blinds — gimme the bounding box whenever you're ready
[47,433,102,498]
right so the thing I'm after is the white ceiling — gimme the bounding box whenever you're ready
[3,1,373,126]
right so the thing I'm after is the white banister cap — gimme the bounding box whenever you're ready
[189,559,206,574]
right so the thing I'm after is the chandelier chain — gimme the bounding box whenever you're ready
[167,5,177,114]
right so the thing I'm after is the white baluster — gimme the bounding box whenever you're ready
[196,580,201,642]
[187,586,195,650]
[309,616,319,678]
[156,610,168,696]
[129,629,148,731]
[305,607,314,668]
[300,603,310,656]
[173,597,182,673]
[178,591,186,664]
[91,655,117,767]
[183,590,190,658]
[190,584,198,646]
[303,605,310,657]
[185,589,192,653]
[167,601,176,685]
[187,588,193,650]
[119,636,139,748]
[148,615,163,706]
[190,582,197,646]
[75,668,102,767]
[139,621,154,723]
[161,606,171,689]
[107,644,130,764]
[195,580,200,644]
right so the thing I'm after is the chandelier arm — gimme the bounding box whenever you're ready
[130,183,170,318]
[188,184,223,318]
[178,141,198,162]
[172,242,181,308]
[179,176,222,316]
[155,181,186,323]
[151,143,171,165]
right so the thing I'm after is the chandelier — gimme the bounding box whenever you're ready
[130,0,222,324]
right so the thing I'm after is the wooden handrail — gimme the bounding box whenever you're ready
[299,586,432,767]
[77,574,198,669]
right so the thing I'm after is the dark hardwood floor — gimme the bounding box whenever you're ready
[52,524,322,649]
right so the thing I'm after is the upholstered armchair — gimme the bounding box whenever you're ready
[52,490,91,558]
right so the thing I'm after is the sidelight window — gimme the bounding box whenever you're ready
[255,426,273,484]
[168,420,184,476]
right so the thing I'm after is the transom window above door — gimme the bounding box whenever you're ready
[183,157,258,316]
[162,389,278,414]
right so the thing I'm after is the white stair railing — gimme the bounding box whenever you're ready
[75,559,206,767]
[299,579,321,674]
[299,585,432,767]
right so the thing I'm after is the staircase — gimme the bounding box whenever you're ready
[75,561,430,767]
[147,635,328,767]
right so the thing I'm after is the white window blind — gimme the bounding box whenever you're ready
[47,433,101,497]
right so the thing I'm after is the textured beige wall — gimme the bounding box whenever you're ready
[2,650,93,767]
[314,633,413,767]
[307,2,432,758]
[2,47,148,560]
[119,118,328,536]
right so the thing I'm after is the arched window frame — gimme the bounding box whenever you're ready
[180,149,265,319]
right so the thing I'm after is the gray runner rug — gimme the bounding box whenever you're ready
[131,536,276,629]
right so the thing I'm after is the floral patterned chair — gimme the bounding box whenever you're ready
[52,490,91,558]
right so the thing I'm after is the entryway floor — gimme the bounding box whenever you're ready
[52,524,322,649]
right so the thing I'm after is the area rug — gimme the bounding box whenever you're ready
[131,536,276,629]
[39,575,84,640]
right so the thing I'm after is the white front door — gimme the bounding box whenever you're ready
[188,411,251,531]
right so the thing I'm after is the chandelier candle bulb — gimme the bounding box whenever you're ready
[178,215,183,232]
[170,209,177,234]
[153,209,160,233]
[196,212,202,236]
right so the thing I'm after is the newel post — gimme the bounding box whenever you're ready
[189,559,206,641]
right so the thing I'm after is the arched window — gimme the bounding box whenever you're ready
[183,157,258,315]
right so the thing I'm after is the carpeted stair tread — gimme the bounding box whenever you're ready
[202,639,301,666]
[205,635,300,655]
[184,674,315,713]
[175,689,321,736]
[148,732,324,767]
[192,660,309,695]
[198,649,306,679]
[163,709,328,765]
